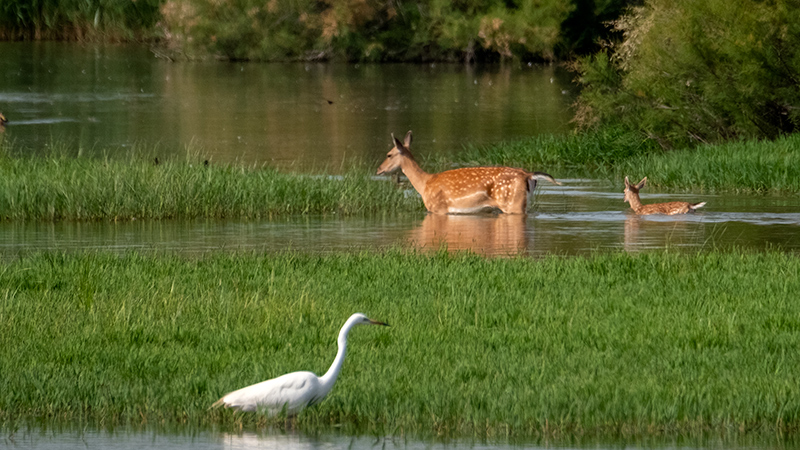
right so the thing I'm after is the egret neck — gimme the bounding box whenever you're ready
[318,314,360,392]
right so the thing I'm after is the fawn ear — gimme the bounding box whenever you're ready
[624,176,631,188]
[404,130,413,148]
[636,177,647,190]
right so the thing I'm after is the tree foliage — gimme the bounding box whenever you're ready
[158,0,576,61]
[0,0,160,40]
[1,0,634,61]
[574,0,800,147]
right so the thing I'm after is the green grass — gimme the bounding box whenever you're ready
[445,130,800,193]
[1,250,798,438]
[0,146,419,220]
[614,136,800,193]
[436,127,658,174]
[2,131,800,222]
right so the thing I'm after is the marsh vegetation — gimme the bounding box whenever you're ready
[2,0,800,442]
[1,250,798,437]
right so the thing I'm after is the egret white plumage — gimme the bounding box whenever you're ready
[211,313,389,414]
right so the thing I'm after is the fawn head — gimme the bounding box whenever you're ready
[623,176,647,204]
[377,130,414,175]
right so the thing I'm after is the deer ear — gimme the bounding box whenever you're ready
[624,176,631,188]
[392,134,406,152]
[404,130,413,148]
[636,177,647,190]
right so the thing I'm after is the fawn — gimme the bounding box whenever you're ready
[623,176,706,215]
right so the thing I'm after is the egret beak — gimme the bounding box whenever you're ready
[369,319,389,326]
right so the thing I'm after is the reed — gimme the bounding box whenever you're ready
[0,0,161,41]
[446,131,800,193]
[441,127,658,172]
[614,136,800,193]
[2,132,799,223]
[0,145,419,220]
[0,250,798,437]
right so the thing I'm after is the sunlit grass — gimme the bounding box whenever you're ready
[0,250,798,437]
[434,127,658,176]
[0,143,419,220]
[2,132,799,223]
[614,136,800,193]
[446,131,800,193]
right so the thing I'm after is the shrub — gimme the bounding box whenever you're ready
[158,0,575,61]
[574,0,800,147]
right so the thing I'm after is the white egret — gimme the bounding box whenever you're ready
[211,313,389,414]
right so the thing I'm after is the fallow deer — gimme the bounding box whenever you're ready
[377,131,560,214]
[623,176,706,215]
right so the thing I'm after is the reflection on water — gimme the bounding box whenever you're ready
[623,215,705,252]
[219,432,504,450]
[0,42,575,171]
[3,428,527,450]
[6,427,799,450]
[0,180,798,257]
[409,213,529,255]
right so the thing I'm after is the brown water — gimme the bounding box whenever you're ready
[0,42,575,170]
[1,42,798,256]
[1,180,797,257]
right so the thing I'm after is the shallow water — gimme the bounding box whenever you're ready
[0,42,575,171]
[5,426,799,450]
[1,180,797,257]
[6,429,507,450]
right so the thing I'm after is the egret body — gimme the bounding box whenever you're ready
[212,313,388,414]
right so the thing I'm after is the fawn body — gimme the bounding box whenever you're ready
[623,176,706,215]
[377,131,560,215]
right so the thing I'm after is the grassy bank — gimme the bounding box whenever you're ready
[0,149,418,220]
[447,131,800,193]
[1,250,798,437]
[2,131,799,222]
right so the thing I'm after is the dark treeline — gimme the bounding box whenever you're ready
[1,0,631,61]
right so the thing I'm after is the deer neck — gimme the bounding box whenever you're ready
[627,192,644,213]
[400,156,432,194]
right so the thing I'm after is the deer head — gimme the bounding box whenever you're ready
[377,131,414,175]
[623,176,647,205]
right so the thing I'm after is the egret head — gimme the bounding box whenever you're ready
[351,312,389,327]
